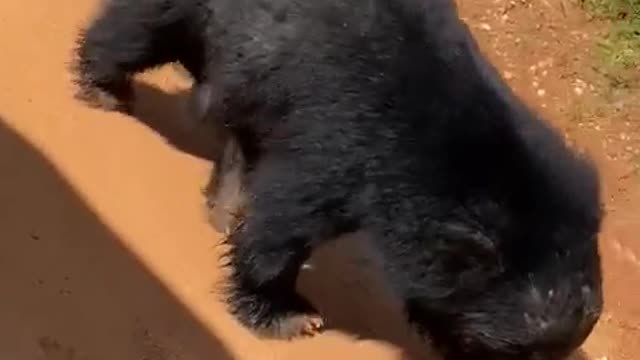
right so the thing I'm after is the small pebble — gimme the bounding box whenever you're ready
[537,89,546,97]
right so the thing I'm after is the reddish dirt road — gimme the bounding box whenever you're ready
[0,0,638,359]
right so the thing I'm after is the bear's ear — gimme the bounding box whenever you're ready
[422,222,503,297]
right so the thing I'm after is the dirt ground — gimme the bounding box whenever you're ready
[0,0,638,359]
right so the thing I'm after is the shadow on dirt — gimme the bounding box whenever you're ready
[131,82,218,162]
[0,115,234,359]
[123,81,595,360]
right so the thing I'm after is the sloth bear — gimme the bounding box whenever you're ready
[72,0,604,359]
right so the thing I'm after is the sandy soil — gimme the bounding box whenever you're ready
[0,0,638,359]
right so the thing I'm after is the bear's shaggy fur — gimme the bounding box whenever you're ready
[72,0,604,358]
